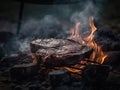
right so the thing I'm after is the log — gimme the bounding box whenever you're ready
[107,71,120,84]
[48,69,71,87]
[29,84,40,90]
[10,63,38,81]
[82,65,111,85]
[30,38,93,66]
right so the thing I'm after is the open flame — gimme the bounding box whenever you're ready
[68,16,108,64]
[31,16,108,78]
[64,16,108,76]
[32,16,108,65]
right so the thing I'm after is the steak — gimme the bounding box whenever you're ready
[30,38,93,66]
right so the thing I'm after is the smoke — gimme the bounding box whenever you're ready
[17,38,31,52]
[0,0,110,55]
[20,15,66,38]
[70,1,100,37]
[1,15,68,55]
[0,20,17,34]
[71,1,99,24]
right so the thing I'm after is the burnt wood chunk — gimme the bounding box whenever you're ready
[29,84,40,90]
[82,65,111,85]
[48,69,71,87]
[107,71,120,84]
[30,38,93,66]
[10,63,38,81]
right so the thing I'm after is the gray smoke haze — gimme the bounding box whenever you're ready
[0,0,107,55]
[20,15,66,38]
[71,1,99,24]
[0,20,17,34]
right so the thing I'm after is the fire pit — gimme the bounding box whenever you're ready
[0,16,119,90]
[1,0,120,90]
[29,17,110,81]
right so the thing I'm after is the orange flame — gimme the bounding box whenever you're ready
[65,16,107,75]
[32,16,108,77]
[68,16,107,64]
[68,22,85,45]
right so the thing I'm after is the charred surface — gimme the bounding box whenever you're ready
[30,38,93,66]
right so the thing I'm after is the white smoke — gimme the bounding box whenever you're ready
[71,1,99,24]
[17,38,31,52]
[20,15,64,38]
[0,0,103,54]
[70,1,99,37]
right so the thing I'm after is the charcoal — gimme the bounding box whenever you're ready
[54,85,69,90]
[0,53,32,69]
[10,83,16,90]
[72,82,82,87]
[10,63,38,81]
[107,71,120,84]
[30,38,93,66]
[29,84,40,90]
[104,51,120,70]
[82,65,111,85]
[48,69,71,87]
[14,85,22,90]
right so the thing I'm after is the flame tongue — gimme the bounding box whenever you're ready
[31,16,108,77]
[68,22,85,45]
[69,16,107,64]
[64,16,107,76]
[31,16,108,78]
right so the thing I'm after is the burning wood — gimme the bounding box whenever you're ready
[48,69,71,87]
[30,16,108,78]
[68,16,108,64]
[25,17,111,86]
[0,16,119,90]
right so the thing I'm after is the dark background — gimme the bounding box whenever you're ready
[0,0,120,21]
[0,0,120,34]
[0,0,120,55]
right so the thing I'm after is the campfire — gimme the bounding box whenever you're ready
[68,16,108,64]
[30,16,109,80]
[65,16,108,75]
[0,16,120,90]
[1,0,120,89]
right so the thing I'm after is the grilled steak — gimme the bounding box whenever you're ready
[30,38,93,66]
